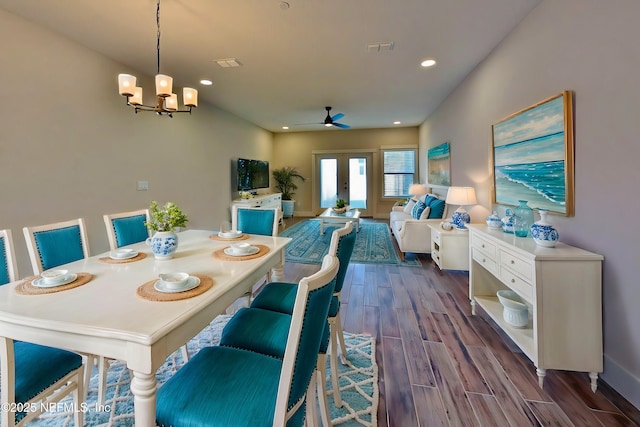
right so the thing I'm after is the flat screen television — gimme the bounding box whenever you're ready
[237,158,270,191]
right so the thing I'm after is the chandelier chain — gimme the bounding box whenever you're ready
[156,0,161,74]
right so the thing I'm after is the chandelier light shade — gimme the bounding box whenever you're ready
[445,186,478,229]
[117,0,197,117]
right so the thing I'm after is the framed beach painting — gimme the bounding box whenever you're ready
[427,141,451,187]
[492,91,574,216]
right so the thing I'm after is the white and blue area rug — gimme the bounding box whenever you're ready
[280,219,421,266]
[28,315,378,427]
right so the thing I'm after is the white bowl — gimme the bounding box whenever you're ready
[40,269,69,284]
[230,242,251,254]
[159,272,190,289]
[112,248,136,259]
[497,290,529,328]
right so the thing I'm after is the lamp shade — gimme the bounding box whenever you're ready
[165,94,178,111]
[155,74,173,97]
[409,184,428,197]
[445,186,477,206]
[183,87,198,107]
[129,87,143,106]
[118,74,136,97]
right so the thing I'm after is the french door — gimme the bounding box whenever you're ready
[314,152,373,216]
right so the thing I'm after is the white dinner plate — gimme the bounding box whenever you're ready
[223,246,259,257]
[109,250,139,260]
[154,276,201,293]
[218,231,243,239]
[33,273,78,288]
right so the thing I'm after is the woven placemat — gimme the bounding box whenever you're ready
[136,274,214,302]
[212,244,270,261]
[98,252,148,264]
[209,233,250,242]
[15,273,94,295]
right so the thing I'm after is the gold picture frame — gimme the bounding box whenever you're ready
[491,91,574,216]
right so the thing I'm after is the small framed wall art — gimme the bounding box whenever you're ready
[427,141,451,187]
[491,91,574,216]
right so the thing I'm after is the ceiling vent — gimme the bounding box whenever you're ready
[215,58,242,68]
[367,41,394,52]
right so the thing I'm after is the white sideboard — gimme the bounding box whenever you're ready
[230,193,283,222]
[467,224,604,391]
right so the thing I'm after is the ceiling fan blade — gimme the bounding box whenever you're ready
[333,122,351,129]
[331,112,344,121]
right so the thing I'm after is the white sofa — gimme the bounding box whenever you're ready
[390,194,448,261]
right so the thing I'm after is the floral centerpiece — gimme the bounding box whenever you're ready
[145,201,188,259]
[145,201,188,232]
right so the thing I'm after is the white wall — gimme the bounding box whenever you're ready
[420,0,640,407]
[0,9,273,276]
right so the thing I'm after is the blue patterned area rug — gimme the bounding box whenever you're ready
[280,219,421,266]
[27,315,378,427]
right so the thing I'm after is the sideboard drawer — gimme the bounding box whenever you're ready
[499,267,533,303]
[472,248,498,275]
[499,249,533,282]
[472,234,497,260]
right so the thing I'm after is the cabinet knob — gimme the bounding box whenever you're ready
[482,244,485,248]
[510,260,515,264]
[511,278,515,283]
[482,258,486,263]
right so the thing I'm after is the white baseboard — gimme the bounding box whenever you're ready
[602,354,640,410]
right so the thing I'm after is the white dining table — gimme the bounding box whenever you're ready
[0,229,291,426]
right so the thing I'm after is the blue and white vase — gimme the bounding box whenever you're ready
[501,208,515,234]
[530,209,559,247]
[486,210,502,229]
[146,231,178,260]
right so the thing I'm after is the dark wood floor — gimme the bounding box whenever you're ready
[278,217,640,427]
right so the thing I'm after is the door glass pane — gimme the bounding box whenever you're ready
[320,158,337,208]
[349,157,367,209]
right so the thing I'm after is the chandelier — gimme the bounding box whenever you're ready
[117,0,197,117]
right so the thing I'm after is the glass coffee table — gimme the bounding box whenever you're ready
[319,208,361,235]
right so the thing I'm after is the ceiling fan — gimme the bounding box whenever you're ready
[295,106,351,129]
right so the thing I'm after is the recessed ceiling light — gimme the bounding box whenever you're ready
[421,58,437,68]
[282,126,289,130]
[200,79,213,86]
[279,1,290,10]
[393,121,401,125]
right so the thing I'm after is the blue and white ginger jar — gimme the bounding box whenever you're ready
[501,208,515,234]
[530,209,559,247]
[146,231,178,259]
[486,210,502,229]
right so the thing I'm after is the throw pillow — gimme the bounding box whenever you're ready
[428,199,446,219]
[424,195,437,207]
[419,206,431,220]
[403,199,416,215]
[411,200,427,219]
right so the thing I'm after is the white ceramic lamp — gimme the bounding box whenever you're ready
[408,184,428,200]
[446,186,477,229]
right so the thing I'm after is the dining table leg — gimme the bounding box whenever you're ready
[130,370,158,427]
[271,249,286,282]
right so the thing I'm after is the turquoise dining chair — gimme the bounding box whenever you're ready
[22,218,90,275]
[103,208,150,250]
[251,221,355,407]
[156,254,339,426]
[220,222,356,425]
[0,228,85,427]
[231,206,281,237]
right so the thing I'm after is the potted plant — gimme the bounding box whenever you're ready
[145,201,189,259]
[272,166,305,218]
[333,198,348,214]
